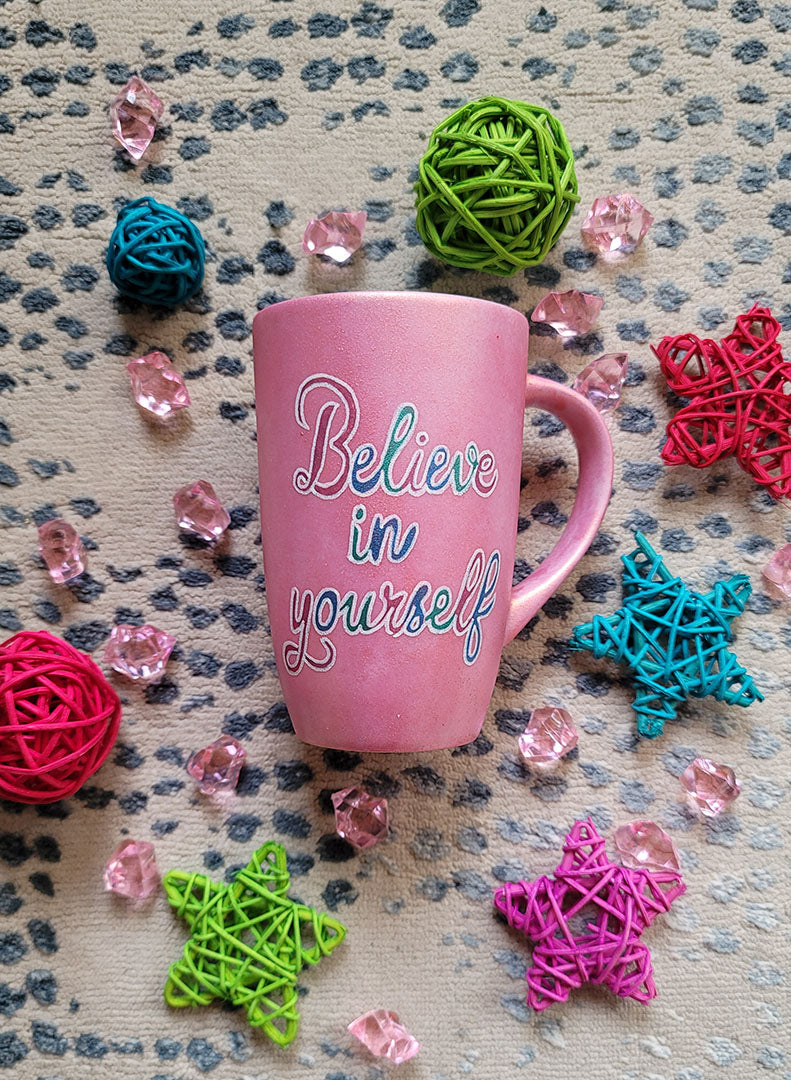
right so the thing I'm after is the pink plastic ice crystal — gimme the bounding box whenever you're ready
[581,193,654,256]
[127,351,190,418]
[302,211,367,263]
[173,480,230,542]
[331,786,389,849]
[614,820,681,873]
[348,1009,420,1064]
[104,839,159,898]
[573,353,629,413]
[37,518,85,584]
[186,735,246,794]
[531,290,603,338]
[110,76,163,161]
[762,544,791,601]
[104,623,176,682]
[517,707,578,765]
[680,757,740,817]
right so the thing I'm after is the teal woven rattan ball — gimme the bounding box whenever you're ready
[414,97,579,276]
[106,197,205,307]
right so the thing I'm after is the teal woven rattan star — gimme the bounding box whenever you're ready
[570,532,763,737]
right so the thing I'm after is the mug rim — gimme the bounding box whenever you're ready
[253,289,528,331]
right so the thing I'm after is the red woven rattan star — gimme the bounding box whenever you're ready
[493,819,685,1011]
[654,305,791,500]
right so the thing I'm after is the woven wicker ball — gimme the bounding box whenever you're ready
[106,196,205,307]
[0,630,122,804]
[414,96,579,276]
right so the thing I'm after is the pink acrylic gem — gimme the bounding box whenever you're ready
[37,518,86,584]
[762,544,791,601]
[614,820,681,873]
[127,351,190,418]
[302,210,367,263]
[581,192,654,256]
[348,1009,420,1064]
[104,623,176,682]
[173,480,231,542]
[573,353,629,414]
[680,757,741,817]
[104,839,159,899]
[186,735,246,794]
[517,706,578,765]
[531,290,604,338]
[331,786,389,849]
[110,76,163,162]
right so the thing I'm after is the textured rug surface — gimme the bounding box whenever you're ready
[1,1,790,1077]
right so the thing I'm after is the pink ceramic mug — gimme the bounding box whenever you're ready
[253,292,613,752]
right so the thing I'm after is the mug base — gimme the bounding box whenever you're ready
[290,716,486,754]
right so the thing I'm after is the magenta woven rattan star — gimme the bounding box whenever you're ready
[654,305,791,501]
[493,819,685,1011]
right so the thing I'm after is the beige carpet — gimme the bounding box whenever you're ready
[0,0,789,1076]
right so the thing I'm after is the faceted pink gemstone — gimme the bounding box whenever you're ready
[762,544,791,601]
[302,210,367,263]
[173,480,231,542]
[127,351,190,418]
[680,757,741,817]
[104,839,159,898]
[517,706,578,765]
[614,820,681,873]
[573,353,629,413]
[581,192,654,256]
[104,623,176,682]
[37,518,86,584]
[331,786,389,849]
[186,735,246,794]
[348,1009,420,1064]
[531,290,604,338]
[110,76,164,162]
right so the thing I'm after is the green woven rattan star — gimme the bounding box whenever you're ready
[163,842,346,1046]
[570,532,763,738]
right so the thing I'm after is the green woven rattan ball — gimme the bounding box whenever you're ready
[414,97,579,276]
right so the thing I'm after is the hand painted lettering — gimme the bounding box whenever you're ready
[293,374,498,499]
[348,505,419,565]
[283,549,501,675]
[285,373,501,673]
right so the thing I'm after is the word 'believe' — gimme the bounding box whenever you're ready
[292,374,499,500]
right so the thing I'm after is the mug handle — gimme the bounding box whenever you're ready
[504,374,614,644]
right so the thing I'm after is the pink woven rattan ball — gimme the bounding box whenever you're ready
[0,631,122,804]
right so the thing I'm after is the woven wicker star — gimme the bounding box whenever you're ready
[163,842,346,1046]
[494,819,685,1011]
[570,532,762,737]
[654,305,791,500]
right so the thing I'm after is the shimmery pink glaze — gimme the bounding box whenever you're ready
[253,292,613,751]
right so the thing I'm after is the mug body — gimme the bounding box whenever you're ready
[253,291,528,751]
